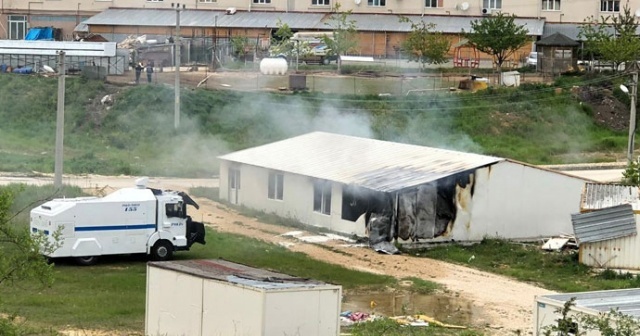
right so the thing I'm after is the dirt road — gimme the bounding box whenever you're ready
[6,174,553,335]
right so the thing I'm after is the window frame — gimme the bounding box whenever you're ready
[199,0,217,2]
[253,0,272,4]
[600,0,620,12]
[425,0,438,8]
[313,180,332,215]
[482,0,502,9]
[268,172,284,200]
[8,15,27,40]
[312,0,330,5]
[541,0,561,10]
[229,168,241,190]
[367,0,386,7]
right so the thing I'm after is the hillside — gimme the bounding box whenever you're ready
[0,73,630,177]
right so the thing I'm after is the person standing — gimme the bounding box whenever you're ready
[134,62,143,84]
[146,60,154,83]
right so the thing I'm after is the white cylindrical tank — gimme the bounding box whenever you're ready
[259,57,288,75]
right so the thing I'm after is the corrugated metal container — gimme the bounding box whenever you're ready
[534,289,640,336]
[145,259,342,336]
[577,183,640,270]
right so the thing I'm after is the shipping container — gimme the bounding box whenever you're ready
[145,259,342,336]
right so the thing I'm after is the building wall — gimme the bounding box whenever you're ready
[219,160,367,236]
[145,266,204,336]
[437,160,585,242]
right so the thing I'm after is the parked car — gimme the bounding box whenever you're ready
[526,52,538,67]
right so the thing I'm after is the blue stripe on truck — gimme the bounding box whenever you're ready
[74,224,156,232]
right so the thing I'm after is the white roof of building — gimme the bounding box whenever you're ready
[219,132,504,192]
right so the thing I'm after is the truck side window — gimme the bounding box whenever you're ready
[165,202,184,218]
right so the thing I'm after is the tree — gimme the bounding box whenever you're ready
[399,17,451,69]
[269,19,295,57]
[543,298,640,336]
[0,187,57,334]
[230,36,251,62]
[322,3,358,73]
[465,12,529,72]
[579,3,640,72]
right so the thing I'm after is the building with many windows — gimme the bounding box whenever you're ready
[0,1,634,60]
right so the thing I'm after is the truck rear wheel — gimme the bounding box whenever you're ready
[75,256,98,266]
[151,240,174,261]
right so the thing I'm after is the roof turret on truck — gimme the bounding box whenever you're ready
[30,177,206,265]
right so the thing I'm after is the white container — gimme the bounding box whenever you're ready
[259,57,288,75]
[534,288,640,335]
[145,259,342,336]
[501,71,521,87]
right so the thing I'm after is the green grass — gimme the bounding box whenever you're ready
[0,184,406,333]
[346,318,484,336]
[0,227,398,332]
[0,73,631,177]
[412,238,640,293]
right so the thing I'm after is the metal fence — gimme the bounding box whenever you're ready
[0,52,129,75]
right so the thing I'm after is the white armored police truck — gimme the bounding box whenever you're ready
[30,177,206,265]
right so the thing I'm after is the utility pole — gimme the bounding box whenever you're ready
[54,51,66,188]
[628,71,638,162]
[172,3,184,129]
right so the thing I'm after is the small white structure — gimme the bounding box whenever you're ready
[145,259,341,336]
[534,289,640,335]
[572,183,640,270]
[259,57,288,75]
[218,132,590,243]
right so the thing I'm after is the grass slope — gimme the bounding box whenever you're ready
[0,73,629,177]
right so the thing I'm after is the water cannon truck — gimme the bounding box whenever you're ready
[30,177,206,265]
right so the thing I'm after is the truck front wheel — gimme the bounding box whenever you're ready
[75,256,98,266]
[151,240,174,261]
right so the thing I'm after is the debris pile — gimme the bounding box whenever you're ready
[541,234,578,251]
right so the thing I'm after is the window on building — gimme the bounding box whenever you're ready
[313,180,332,215]
[482,0,501,9]
[268,172,284,200]
[600,0,620,12]
[8,15,27,40]
[199,0,217,2]
[425,0,438,7]
[312,0,330,5]
[542,0,561,10]
[229,168,241,190]
[253,0,271,3]
[368,0,386,6]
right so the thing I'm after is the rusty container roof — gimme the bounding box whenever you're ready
[581,183,640,211]
[149,259,336,290]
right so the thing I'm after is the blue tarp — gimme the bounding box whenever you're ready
[24,27,54,41]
